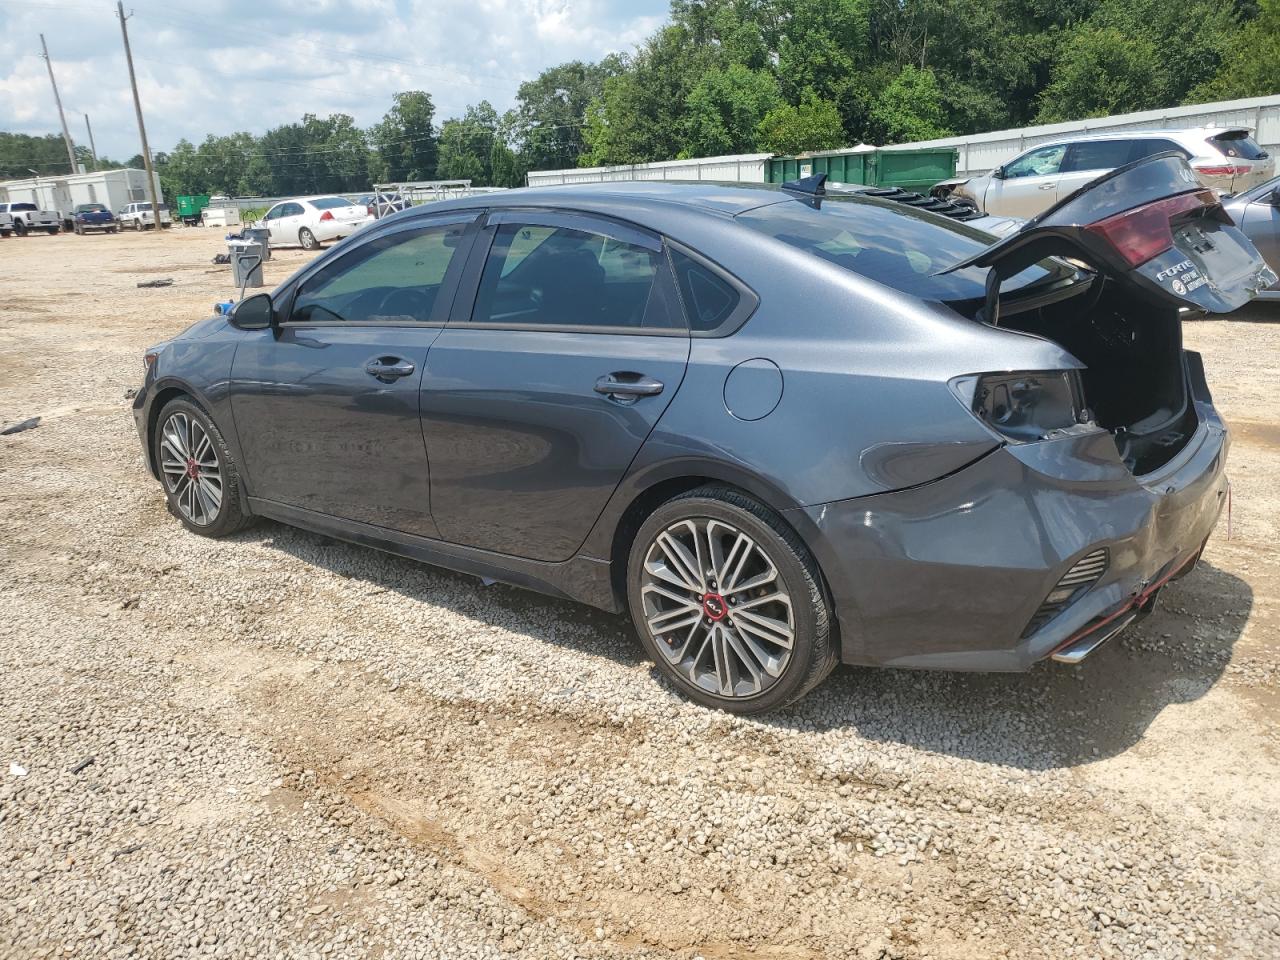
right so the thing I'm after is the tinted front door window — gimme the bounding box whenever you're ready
[229,217,476,535]
[421,213,691,561]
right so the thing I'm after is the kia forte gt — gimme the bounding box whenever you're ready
[133,155,1274,713]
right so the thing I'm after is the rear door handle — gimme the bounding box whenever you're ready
[1038,183,1056,190]
[594,373,664,399]
[365,356,416,382]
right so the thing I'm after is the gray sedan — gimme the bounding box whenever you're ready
[131,155,1273,713]
[1223,176,1280,300]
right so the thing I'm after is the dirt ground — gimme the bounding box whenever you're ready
[1,227,1278,960]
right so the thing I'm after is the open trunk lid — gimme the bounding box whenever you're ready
[942,152,1276,316]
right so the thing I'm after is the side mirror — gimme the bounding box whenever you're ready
[231,292,274,330]
[991,165,1005,180]
[1269,185,1280,206]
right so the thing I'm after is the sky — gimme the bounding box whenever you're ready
[0,0,669,162]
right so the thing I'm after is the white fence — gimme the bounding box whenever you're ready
[527,153,772,187]
[888,94,1280,177]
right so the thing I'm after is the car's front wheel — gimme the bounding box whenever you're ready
[154,398,253,538]
[627,485,836,713]
[299,227,320,250]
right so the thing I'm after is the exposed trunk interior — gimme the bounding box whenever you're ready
[998,279,1197,475]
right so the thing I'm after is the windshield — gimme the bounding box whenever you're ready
[736,195,1061,301]
[311,196,353,210]
[1209,131,1268,160]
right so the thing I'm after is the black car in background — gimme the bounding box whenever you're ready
[72,203,118,235]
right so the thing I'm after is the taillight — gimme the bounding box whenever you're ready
[1084,189,1216,268]
[957,371,1085,442]
[319,210,334,222]
[1192,163,1248,177]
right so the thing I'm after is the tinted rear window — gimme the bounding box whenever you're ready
[736,196,1056,301]
[311,196,353,210]
[12,203,37,212]
[1062,140,1132,172]
[76,204,107,212]
[1209,131,1268,160]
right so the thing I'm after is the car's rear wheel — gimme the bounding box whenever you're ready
[13,220,26,237]
[133,219,142,231]
[627,485,836,713]
[46,226,59,235]
[154,398,253,538]
[299,227,319,250]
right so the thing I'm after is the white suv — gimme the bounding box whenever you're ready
[118,202,172,230]
[941,128,1274,218]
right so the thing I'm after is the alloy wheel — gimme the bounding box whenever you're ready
[158,412,223,526]
[640,518,795,698]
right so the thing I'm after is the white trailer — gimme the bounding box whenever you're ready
[0,168,163,228]
[527,153,772,187]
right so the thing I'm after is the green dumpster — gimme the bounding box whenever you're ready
[176,194,211,227]
[873,147,958,191]
[767,146,957,192]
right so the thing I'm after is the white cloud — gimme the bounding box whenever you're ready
[0,0,667,163]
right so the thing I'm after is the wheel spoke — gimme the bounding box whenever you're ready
[722,624,766,687]
[733,608,795,650]
[655,528,704,593]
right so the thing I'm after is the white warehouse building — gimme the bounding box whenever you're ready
[0,168,163,227]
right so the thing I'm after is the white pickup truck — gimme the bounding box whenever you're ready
[0,202,61,235]
[118,202,173,230]
[0,210,12,238]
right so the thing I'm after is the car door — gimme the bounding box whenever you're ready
[1056,139,1137,202]
[983,143,1068,217]
[1238,182,1280,290]
[228,213,480,536]
[421,209,691,562]
[261,202,286,242]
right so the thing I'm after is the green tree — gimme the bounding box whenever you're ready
[868,66,952,142]
[371,91,437,182]
[682,64,782,156]
[757,94,847,154]
[513,58,623,170]
[437,101,499,183]
[1189,0,1280,102]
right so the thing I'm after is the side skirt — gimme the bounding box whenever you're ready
[246,498,622,613]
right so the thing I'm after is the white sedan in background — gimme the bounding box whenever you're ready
[257,196,374,250]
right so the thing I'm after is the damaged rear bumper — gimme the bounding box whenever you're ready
[787,401,1228,672]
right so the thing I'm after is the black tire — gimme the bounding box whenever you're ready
[626,484,837,714]
[298,227,319,250]
[12,220,26,237]
[2,230,12,238]
[108,226,118,234]
[46,226,59,235]
[152,397,254,538]
[133,219,142,231]
[73,223,83,236]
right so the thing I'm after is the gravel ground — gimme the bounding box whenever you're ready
[1,228,1278,960]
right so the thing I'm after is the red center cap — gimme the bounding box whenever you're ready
[702,593,727,621]
[185,458,199,479]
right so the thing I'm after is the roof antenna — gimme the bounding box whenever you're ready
[781,172,827,196]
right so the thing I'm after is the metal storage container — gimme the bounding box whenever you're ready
[767,146,958,191]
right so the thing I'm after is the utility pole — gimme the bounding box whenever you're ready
[84,114,98,172]
[117,2,163,230]
[39,34,78,174]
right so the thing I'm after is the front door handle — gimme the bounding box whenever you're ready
[594,373,664,399]
[365,357,416,382]
[1038,183,1056,190]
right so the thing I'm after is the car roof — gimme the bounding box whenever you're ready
[410,180,792,219]
[1027,127,1250,149]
